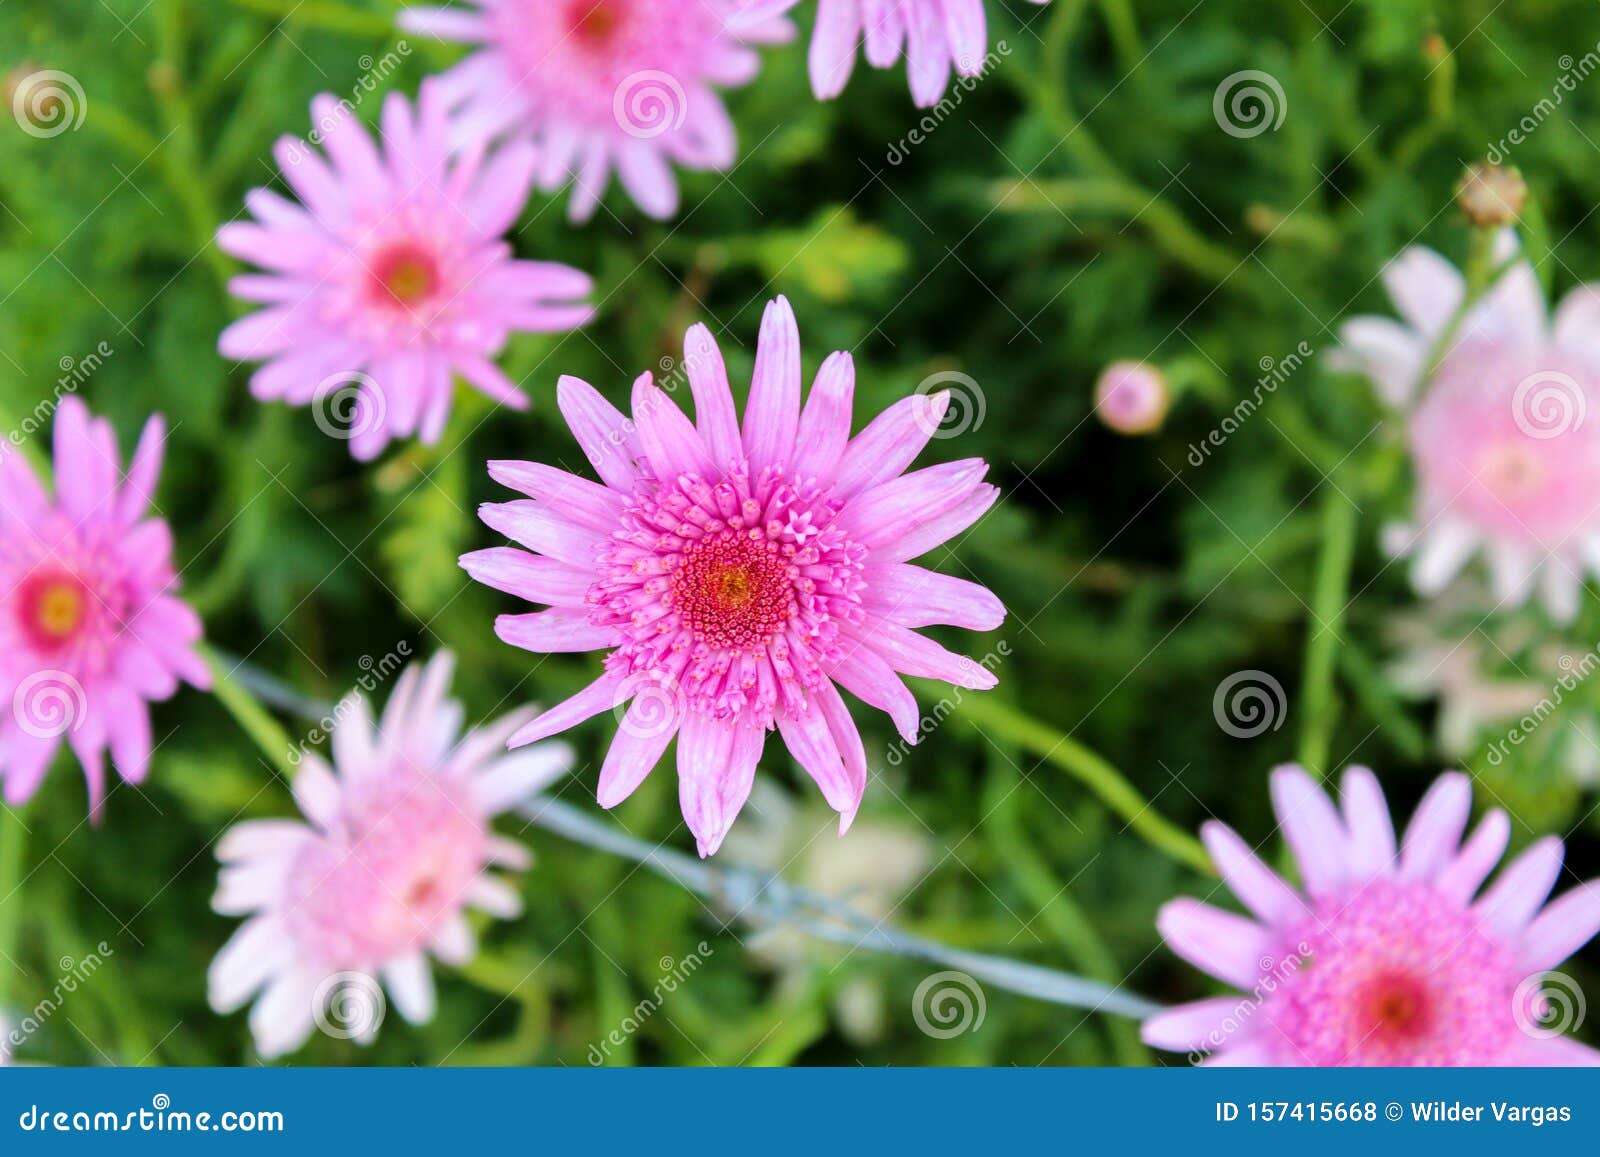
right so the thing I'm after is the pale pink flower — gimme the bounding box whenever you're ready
[1330,234,1600,622]
[1094,361,1169,436]
[462,296,1004,856]
[207,652,574,1059]
[0,399,209,815]
[1146,765,1600,1066]
[397,0,796,221]
[218,82,594,461]
[797,0,1049,108]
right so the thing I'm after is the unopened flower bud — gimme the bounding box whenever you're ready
[1094,361,1170,436]
[1457,163,1527,227]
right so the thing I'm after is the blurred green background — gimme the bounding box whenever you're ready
[4,0,1600,1066]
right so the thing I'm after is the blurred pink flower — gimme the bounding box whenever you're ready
[218,82,594,461]
[208,652,573,1059]
[1330,234,1600,622]
[798,0,1049,108]
[463,296,1005,856]
[0,399,208,815]
[397,0,796,221]
[1146,765,1600,1066]
[1094,361,1169,435]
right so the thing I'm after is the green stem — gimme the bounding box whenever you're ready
[153,0,235,291]
[202,646,301,780]
[0,804,28,1018]
[948,692,1213,875]
[1422,226,1501,384]
[1016,0,1241,285]
[1297,489,1358,779]
[993,177,1241,284]
[1095,0,1144,75]
[983,763,1148,1064]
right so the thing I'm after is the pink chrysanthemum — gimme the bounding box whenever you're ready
[462,296,1005,856]
[789,0,1049,108]
[208,652,573,1059]
[1330,235,1600,622]
[217,83,594,461]
[397,0,796,221]
[1145,765,1600,1066]
[0,399,209,814]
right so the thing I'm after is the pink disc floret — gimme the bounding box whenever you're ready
[217,82,595,461]
[0,398,209,815]
[463,296,1007,856]
[1145,764,1600,1066]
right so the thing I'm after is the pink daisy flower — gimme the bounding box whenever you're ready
[1330,234,1600,622]
[1145,765,1600,1066]
[0,399,209,815]
[396,0,797,222]
[791,0,1050,108]
[208,652,574,1059]
[462,296,1004,856]
[217,83,594,461]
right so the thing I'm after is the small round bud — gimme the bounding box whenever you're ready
[1456,163,1527,227]
[1094,361,1170,436]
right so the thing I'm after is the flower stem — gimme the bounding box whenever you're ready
[946,692,1213,876]
[201,646,301,781]
[1018,0,1242,285]
[1421,225,1503,384]
[0,804,28,1022]
[1297,487,1359,779]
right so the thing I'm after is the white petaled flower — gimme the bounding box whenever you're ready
[1331,231,1600,623]
[207,652,573,1059]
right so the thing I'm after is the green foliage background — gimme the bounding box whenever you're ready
[3,0,1600,1066]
